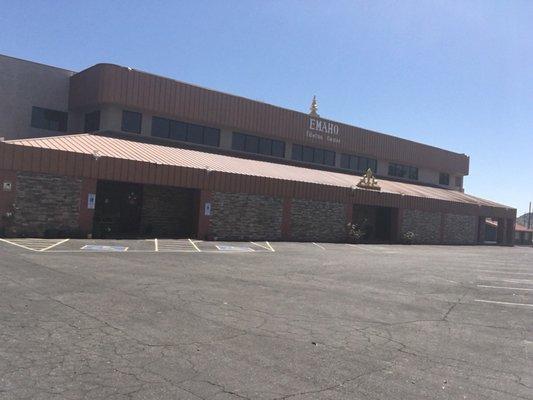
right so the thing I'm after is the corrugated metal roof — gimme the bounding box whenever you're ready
[515,223,533,233]
[7,134,507,209]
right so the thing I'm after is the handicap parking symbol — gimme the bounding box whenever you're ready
[215,245,254,252]
[81,245,128,252]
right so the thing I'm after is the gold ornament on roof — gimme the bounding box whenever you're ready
[309,95,319,117]
[357,168,381,191]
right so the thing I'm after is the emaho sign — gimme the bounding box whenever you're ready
[306,117,341,144]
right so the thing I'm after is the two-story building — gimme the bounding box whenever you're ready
[0,54,516,244]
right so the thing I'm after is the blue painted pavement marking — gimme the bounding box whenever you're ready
[81,245,128,252]
[215,245,254,252]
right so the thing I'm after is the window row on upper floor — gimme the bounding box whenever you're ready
[340,153,378,174]
[150,115,220,147]
[31,106,68,132]
[232,132,285,158]
[291,144,336,166]
[111,109,461,186]
[388,163,419,180]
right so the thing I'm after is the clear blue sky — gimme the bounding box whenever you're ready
[1,1,532,215]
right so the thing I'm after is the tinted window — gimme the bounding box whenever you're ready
[389,163,418,180]
[122,110,142,133]
[245,135,259,153]
[152,117,169,138]
[84,110,100,133]
[151,116,219,146]
[233,133,284,158]
[348,156,357,171]
[169,120,187,141]
[293,144,336,166]
[324,150,335,166]
[292,144,303,160]
[204,127,220,147]
[409,167,418,180]
[232,132,246,151]
[259,138,272,155]
[439,173,450,185]
[313,148,324,164]
[341,154,350,169]
[302,146,314,162]
[357,157,368,172]
[272,140,285,158]
[187,124,204,144]
[368,159,377,172]
[31,106,68,132]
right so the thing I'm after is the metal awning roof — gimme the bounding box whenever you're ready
[6,134,508,210]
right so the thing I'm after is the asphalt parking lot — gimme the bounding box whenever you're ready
[0,240,531,399]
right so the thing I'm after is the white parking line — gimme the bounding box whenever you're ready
[481,277,533,285]
[312,242,325,250]
[346,244,375,252]
[345,244,397,254]
[477,284,533,291]
[475,299,533,308]
[0,238,38,251]
[189,238,201,252]
[157,239,198,252]
[40,238,69,252]
[476,270,533,276]
[155,238,159,252]
[250,241,275,252]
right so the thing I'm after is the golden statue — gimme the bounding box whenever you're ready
[357,168,381,191]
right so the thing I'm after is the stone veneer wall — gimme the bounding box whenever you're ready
[140,185,196,237]
[13,172,82,237]
[210,192,283,240]
[291,199,347,242]
[443,214,478,244]
[401,209,441,244]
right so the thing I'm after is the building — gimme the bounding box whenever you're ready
[514,223,533,246]
[0,54,516,244]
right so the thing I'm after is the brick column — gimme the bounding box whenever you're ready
[496,218,506,244]
[439,213,446,243]
[344,203,353,223]
[344,203,354,243]
[397,208,404,242]
[281,198,292,241]
[505,218,515,246]
[477,216,486,243]
[0,170,17,237]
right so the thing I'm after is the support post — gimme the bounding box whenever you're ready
[196,190,212,240]
[477,216,486,244]
[281,198,292,241]
[78,178,98,238]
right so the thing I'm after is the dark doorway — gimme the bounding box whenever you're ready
[139,185,197,238]
[375,207,392,241]
[93,181,143,238]
[92,181,198,239]
[352,204,397,243]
